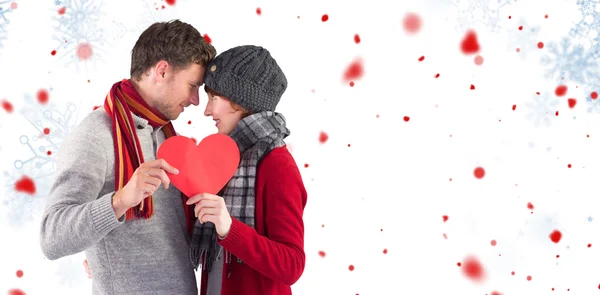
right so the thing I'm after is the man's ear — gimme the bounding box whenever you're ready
[154,60,169,82]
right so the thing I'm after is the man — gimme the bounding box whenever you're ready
[39,19,216,295]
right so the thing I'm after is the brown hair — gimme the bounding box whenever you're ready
[205,86,250,118]
[130,19,216,81]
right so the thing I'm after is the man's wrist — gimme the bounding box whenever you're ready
[111,190,128,220]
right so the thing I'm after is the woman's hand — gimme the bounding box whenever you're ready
[186,193,232,238]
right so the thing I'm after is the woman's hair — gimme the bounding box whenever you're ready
[205,86,250,118]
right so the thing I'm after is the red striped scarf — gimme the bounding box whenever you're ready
[104,79,195,235]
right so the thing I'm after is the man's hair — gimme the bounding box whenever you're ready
[130,19,216,81]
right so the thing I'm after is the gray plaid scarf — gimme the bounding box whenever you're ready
[190,111,290,272]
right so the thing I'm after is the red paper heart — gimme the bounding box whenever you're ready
[157,134,239,197]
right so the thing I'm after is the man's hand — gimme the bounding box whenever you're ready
[186,193,232,238]
[83,259,92,279]
[112,159,179,219]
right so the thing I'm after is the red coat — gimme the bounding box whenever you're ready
[200,145,308,295]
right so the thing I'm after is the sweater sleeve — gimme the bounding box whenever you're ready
[39,131,125,260]
[218,149,307,285]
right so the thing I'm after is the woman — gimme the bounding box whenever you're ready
[185,45,307,295]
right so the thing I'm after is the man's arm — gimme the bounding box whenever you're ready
[39,132,124,260]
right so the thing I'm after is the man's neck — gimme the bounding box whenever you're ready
[129,78,156,109]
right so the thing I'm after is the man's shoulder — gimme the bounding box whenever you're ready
[68,108,113,145]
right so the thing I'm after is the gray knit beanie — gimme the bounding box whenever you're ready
[203,45,287,114]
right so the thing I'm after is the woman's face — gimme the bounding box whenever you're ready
[203,91,245,135]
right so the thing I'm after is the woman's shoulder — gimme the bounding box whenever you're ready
[258,145,300,175]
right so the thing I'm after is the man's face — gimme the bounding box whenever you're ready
[154,63,205,120]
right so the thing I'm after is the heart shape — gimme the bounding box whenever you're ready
[157,134,240,197]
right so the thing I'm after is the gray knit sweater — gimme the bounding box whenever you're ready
[39,108,198,295]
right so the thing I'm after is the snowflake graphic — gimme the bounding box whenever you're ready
[505,18,541,60]
[110,0,185,41]
[539,37,599,86]
[51,0,108,71]
[525,92,559,127]
[55,256,87,288]
[1,96,81,227]
[0,0,16,48]
[450,0,517,33]
[569,0,600,45]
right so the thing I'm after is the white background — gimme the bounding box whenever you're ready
[2,0,600,294]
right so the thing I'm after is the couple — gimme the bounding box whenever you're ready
[39,19,307,295]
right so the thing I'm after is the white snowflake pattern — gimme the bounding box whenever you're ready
[569,0,600,45]
[450,0,517,33]
[525,92,559,127]
[51,0,108,71]
[505,18,541,60]
[1,97,81,227]
[55,256,87,288]
[539,37,599,86]
[110,0,185,41]
[0,0,16,48]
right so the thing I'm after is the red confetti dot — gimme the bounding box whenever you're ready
[474,167,485,179]
[37,89,49,104]
[8,289,25,295]
[51,50,57,56]
[509,15,512,19]
[343,59,364,82]
[58,7,66,15]
[470,84,475,90]
[354,34,361,44]
[187,120,191,125]
[418,55,425,62]
[568,164,572,168]
[457,262,462,267]
[460,30,480,54]
[474,55,484,65]
[15,175,36,195]
[348,144,351,147]
[256,7,261,15]
[77,43,93,60]
[549,230,562,243]
[442,215,448,222]
[588,243,592,248]
[403,12,422,34]
[348,265,355,271]
[403,116,410,122]
[203,34,212,44]
[434,73,440,78]
[43,128,50,135]
[16,270,23,278]
[376,114,380,118]
[318,250,326,257]
[511,271,515,275]
[516,48,521,52]
[443,233,448,239]
[491,291,502,295]
[568,98,576,108]
[591,91,598,99]
[165,0,175,5]
[383,248,388,254]
[555,111,559,116]
[321,14,329,22]
[527,202,534,210]
[537,42,544,49]
[512,104,517,111]
[10,2,17,9]
[462,256,485,282]
[518,25,523,30]
[304,164,309,168]
[527,275,532,281]
[2,99,14,113]
[545,14,548,18]
[319,131,329,144]
[557,255,560,258]
[491,240,497,246]
[555,85,568,96]
[47,151,52,156]
[349,81,355,87]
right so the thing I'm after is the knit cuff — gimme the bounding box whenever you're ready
[91,192,124,236]
[218,217,244,247]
